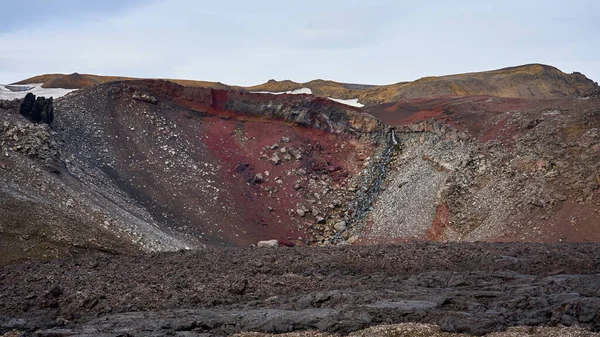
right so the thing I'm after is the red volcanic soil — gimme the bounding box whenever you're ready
[367,94,600,244]
[368,95,575,145]
[196,117,363,246]
[142,81,375,246]
[54,80,377,249]
[427,202,452,241]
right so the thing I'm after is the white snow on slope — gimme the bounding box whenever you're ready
[251,87,313,95]
[250,87,364,107]
[327,97,365,108]
[0,83,77,100]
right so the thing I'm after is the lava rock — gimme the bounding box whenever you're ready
[19,93,54,125]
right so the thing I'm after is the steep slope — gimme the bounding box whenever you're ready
[359,94,600,244]
[0,80,389,264]
[55,80,388,246]
[0,108,183,265]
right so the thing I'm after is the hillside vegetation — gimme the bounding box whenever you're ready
[14,64,598,106]
[13,73,228,90]
[247,64,597,105]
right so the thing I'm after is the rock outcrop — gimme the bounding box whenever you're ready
[360,93,600,244]
[132,91,158,104]
[19,93,54,125]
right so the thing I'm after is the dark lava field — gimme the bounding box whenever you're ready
[1,243,600,336]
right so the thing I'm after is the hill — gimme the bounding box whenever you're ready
[13,73,134,89]
[13,73,231,90]
[247,64,598,105]
[13,64,598,106]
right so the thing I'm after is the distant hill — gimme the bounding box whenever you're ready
[387,64,597,101]
[13,73,134,89]
[247,64,598,105]
[13,64,598,105]
[13,73,231,90]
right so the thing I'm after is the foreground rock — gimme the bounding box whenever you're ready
[1,243,599,336]
[3,323,599,337]
[233,324,600,337]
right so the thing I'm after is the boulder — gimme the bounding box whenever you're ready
[334,221,347,231]
[132,91,158,104]
[270,154,281,165]
[252,173,265,184]
[257,239,279,248]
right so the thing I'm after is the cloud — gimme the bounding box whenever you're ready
[0,0,598,85]
[0,0,146,32]
[297,5,394,49]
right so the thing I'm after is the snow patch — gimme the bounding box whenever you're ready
[250,87,364,108]
[327,97,364,108]
[288,88,313,95]
[0,83,77,100]
[251,88,313,95]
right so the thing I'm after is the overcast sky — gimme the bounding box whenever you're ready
[1,0,599,85]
